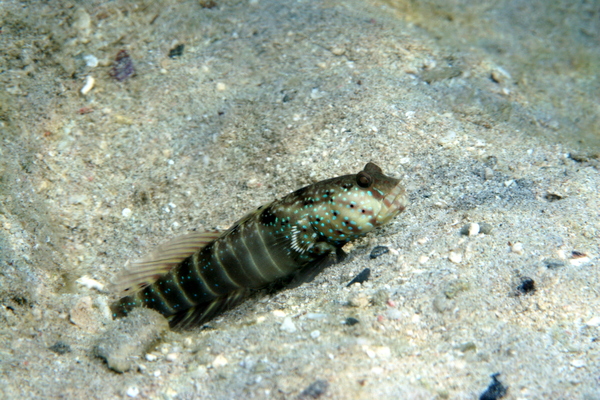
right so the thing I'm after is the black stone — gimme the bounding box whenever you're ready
[480,373,507,400]
[369,246,389,259]
[168,44,185,58]
[49,341,71,355]
[516,277,535,295]
[347,268,370,286]
[344,317,359,326]
[298,379,328,399]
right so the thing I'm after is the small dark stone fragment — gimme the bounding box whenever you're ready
[199,0,217,8]
[544,193,563,202]
[480,373,507,400]
[479,222,493,235]
[344,317,359,326]
[168,44,185,58]
[369,246,389,259]
[111,50,135,81]
[571,250,587,258]
[49,341,71,355]
[297,379,328,399]
[516,277,535,295]
[544,258,565,269]
[347,268,370,286]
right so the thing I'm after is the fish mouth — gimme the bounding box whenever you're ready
[376,183,408,224]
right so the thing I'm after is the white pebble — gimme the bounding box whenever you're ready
[81,76,95,95]
[145,353,158,362]
[585,316,600,327]
[84,54,99,68]
[386,309,403,320]
[306,313,327,320]
[280,316,297,333]
[511,242,524,254]
[448,251,462,264]
[153,370,161,377]
[216,82,227,91]
[418,255,429,264]
[212,354,228,368]
[570,359,586,368]
[310,330,320,339]
[166,353,178,362]
[75,276,105,291]
[122,208,132,218]
[468,223,480,236]
[126,386,139,398]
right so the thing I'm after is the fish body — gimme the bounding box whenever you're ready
[112,163,407,329]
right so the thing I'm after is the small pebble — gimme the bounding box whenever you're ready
[84,54,99,68]
[585,316,600,327]
[145,353,158,362]
[81,76,95,95]
[49,341,71,355]
[126,386,140,398]
[516,277,535,295]
[511,242,524,254]
[460,223,480,236]
[448,251,462,264]
[94,308,169,373]
[305,313,327,320]
[418,255,429,264]
[216,82,227,91]
[168,44,185,58]
[310,330,320,339]
[122,208,132,218]
[570,359,586,368]
[347,268,371,286]
[347,294,369,308]
[385,309,402,320]
[298,379,329,399]
[331,47,345,56]
[166,353,178,362]
[344,317,359,326]
[544,258,565,269]
[212,354,228,368]
[480,373,507,400]
[280,316,297,333]
[479,222,493,235]
[111,50,135,81]
[369,246,389,259]
[75,275,105,291]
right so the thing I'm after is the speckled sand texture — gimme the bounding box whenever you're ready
[0,0,598,399]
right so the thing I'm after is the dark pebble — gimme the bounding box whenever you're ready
[516,277,535,295]
[344,317,359,326]
[544,193,563,202]
[544,258,565,269]
[369,246,389,259]
[571,250,587,258]
[111,50,135,81]
[479,222,493,235]
[480,373,507,400]
[298,379,328,399]
[168,44,185,58]
[49,341,71,355]
[347,268,370,286]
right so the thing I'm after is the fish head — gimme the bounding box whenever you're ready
[305,162,408,243]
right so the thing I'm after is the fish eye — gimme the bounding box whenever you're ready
[356,171,372,188]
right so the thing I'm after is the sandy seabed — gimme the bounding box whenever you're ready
[1,0,598,399]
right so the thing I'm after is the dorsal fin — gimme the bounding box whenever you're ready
[113,230,221,296]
